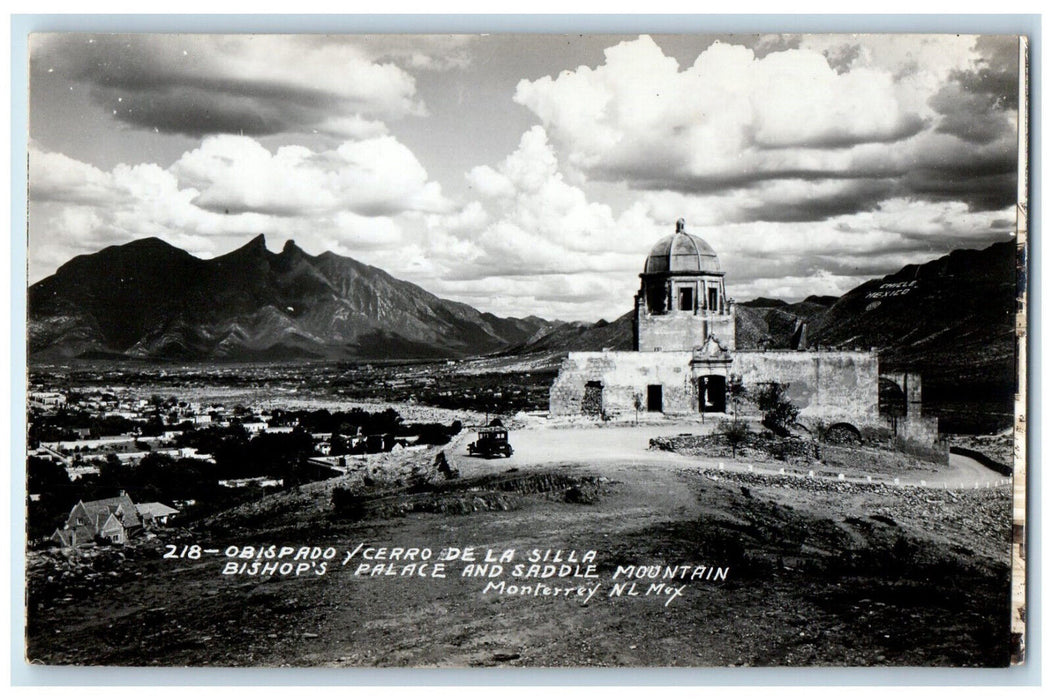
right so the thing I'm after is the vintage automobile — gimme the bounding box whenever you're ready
[467,424,514,458]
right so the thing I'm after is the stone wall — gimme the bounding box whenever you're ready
[551,348,883,429]
[880,371,941,447]
[636,311,736,352]
[731,350,880,427]
[549,351,696,417]
[895,413,941,447]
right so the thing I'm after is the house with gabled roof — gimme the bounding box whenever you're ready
[50,490,143,547]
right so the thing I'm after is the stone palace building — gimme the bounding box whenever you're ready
[549,220,938,446]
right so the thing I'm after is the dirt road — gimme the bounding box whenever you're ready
[456,422,1009,490]
[457,423,706,473]
[946,451,1010,487]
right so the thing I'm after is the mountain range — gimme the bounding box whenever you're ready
[29,235,558,361]
[29,234,1018,410]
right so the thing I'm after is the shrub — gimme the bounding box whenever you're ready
[564,483,600,504]
[717,418,750,459]
[754,382,800,437]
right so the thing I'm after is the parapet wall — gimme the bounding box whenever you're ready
[550,349,883,429]
[731,350,880,426]
[549,351,696,417]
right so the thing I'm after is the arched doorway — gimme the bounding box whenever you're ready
[698,375,726,413]
[824,422,863,444]
[879,377,907,431]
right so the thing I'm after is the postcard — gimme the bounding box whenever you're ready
[23,31,1028,669]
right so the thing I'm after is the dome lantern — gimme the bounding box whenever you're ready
[643,223,722,276]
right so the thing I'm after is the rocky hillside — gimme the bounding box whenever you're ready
[735,296,837,349]
[808,240,1018,430]
[29,236,557,361]
[499,311,634,355]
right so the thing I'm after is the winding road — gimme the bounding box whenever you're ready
[454,421,1009,491]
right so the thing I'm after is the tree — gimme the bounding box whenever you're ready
[27,456,72,495]
[330,434,349,456]
[140,416,165,437]
[755,382,800,437]
[718,418,749,460]
[727,374,745,419]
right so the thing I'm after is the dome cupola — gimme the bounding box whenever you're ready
[634,218,736,353]
[643,218,722,275]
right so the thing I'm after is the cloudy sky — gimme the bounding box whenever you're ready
[28,33,1021,321]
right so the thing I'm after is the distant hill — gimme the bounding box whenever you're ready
[499,311,635,355]
[29,236,557,361]
[738,297,789,308]
[736,295,837,349]
[807,240,1018,429]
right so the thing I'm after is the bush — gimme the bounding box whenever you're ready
[717,418,750,458]
[755,382,800,437]
[564,483,600,504]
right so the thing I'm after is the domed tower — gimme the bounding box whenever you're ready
[634,219,735,352]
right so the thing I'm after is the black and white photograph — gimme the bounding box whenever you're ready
[22,30,1028,669]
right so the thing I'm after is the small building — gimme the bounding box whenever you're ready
[365,433,395,453]
[66,464,100,481]
[218,477,284,488]
[29,392,66,409]
[51,491,142,547]
[136,502,180,527]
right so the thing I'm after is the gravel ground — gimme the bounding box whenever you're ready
[26,422,1014,668]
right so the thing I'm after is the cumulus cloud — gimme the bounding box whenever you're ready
[516,37,925,178]
[514,34,1020,220]
[347,120,1017,319]
[436,128,660,280]
[29,149,124,206]
[29,34,440,138]
[171,134,450,218]
[405,124,1011,320]
[28,133,451,282]
[27,33,1022,322]
[334,127,664,320]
